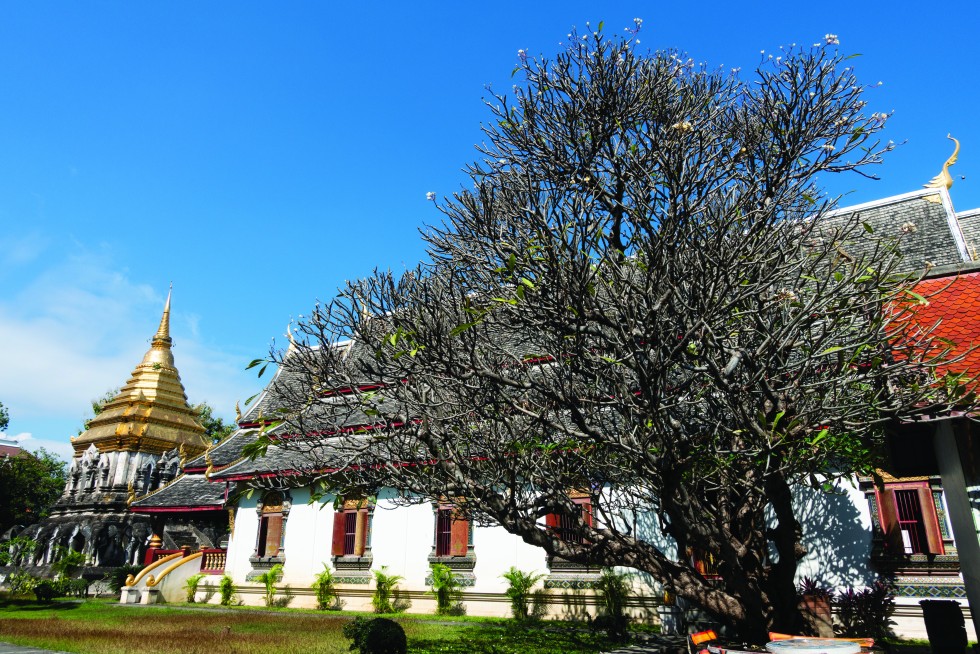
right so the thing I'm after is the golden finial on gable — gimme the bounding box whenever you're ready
[235,401,242,423]
[204,450,214,480]
[178,443,187,466]
[127,481,136,507]
[924,135,960,203]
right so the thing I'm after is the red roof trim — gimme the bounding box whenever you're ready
[129,505,224,513]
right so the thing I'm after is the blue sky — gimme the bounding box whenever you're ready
[1,2,978,460]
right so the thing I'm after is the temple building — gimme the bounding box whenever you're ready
[17,290,216,573]
[116,162,980,639]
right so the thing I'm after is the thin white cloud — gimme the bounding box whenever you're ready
[0,247,257,455]
[0,232,49,269]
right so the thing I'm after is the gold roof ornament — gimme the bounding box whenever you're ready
[286,323,297,351]
[924,134,960,203]
[235,401,242,423]
[204,450,215,480]
[71,287,209,458]
[178,443,187,466]
[127,481,136,507]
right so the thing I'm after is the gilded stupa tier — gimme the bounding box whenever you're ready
[72,289,209,458]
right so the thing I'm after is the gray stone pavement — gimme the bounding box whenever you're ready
[0,645,71,654]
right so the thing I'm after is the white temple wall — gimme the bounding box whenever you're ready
[370,494,434,591]
[472,523,548,595]
[793,478,875,590]
[225,492,258,582]
[219,480,969,636]
[278,487,325,586]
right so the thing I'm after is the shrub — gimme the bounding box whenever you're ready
[218,574,235,606]
[798,576,833,600]
[60,578,89,598]
[103,564,143,593]
[255,564,284,607]
[371,566,403,614]
[428,563,464,615]
[51,547,85,579]
[343,616,407,654]
[33,580,59,603]
[500,567,545,621]
[593,569,632,642]
[7,570,39,596]
[0,536,38,566]
[312,564,339,610]
[835,581,896,639]
[184,573,206,603]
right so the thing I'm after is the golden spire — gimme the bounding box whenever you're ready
[72,286,208,458]
[153,284,173,344]
[925,134,960,191]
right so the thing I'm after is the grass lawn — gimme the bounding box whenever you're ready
[0,598,621,654]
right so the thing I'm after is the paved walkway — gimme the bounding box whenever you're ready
[0,645,71,654]
[602,633,688,654]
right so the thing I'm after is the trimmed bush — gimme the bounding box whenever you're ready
[33,580,59,603]
[184,573,205,603]
[312,564,339,610]
[371,566,403,614]
[343,616,407,654]
[218,574,235,606]
[500,567,545,621]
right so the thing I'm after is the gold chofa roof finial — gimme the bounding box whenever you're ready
[154,284,173,344]
[925,134,960,191]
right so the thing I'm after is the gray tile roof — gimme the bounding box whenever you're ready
[209,434,375,479]
[130,472,226,509]
[185,429,258,469]
[822,189,968,271]
[205,187,978,487]
[956,208,980,261]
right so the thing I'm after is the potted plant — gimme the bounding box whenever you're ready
[798,577,834,637]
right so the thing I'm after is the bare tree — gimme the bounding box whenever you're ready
[249,26,971,640]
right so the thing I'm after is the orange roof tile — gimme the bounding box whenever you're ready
[908,271,980,381]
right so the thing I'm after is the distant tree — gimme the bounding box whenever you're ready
[79,388,119,433]
[194,402,235,443]
[0,447,66,533]
[0,400,9,432]
[79,389,232,443]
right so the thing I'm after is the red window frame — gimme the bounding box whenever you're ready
[332,499,371,557]
[875,481,944,555]
[546,496,593,544]
[257,493,285,558]
[434,505,469,557]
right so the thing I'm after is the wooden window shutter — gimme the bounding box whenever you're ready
[257,516,269,556]
[331,510,346,557]
[545,513,560,530]
[354,508,369,556]
[449,517,469,556]
[264,514,283,557]
[916,486,944,555]
[578,499,594,528]
[876,488,904,554]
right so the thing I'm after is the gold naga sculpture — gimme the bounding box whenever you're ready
[923,134,960,202]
